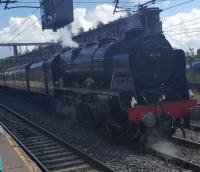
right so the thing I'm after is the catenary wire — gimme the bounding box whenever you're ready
[8,0,65,43]
[1,0,197,43]
[0,0,49,43]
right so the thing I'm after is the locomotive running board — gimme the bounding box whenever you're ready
[54,87,120,96]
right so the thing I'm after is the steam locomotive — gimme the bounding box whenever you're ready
[0,33,197,140]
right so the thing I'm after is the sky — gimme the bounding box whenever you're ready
[0,0,200,58]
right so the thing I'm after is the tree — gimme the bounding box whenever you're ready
[189,48,195,56]
[186,48,200,65]
[78,27,84,34]
[96,21,104,28]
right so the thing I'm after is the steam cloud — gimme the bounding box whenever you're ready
[0,4,125,58]
[150,140,177,158]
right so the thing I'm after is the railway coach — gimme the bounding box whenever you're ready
[3,64,29,92]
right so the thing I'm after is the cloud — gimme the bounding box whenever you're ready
[3,3,199,57]
[0,16,66,44]
[163,8,200,51]
[72,8,93,33]
[72,4,125,33]
[0,4,124,58]
[130,0,148,4]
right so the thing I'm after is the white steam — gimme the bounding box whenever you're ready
[150,140,177,157]
[0,4,125,58]
[0,15,77,53]
[57,27,79,48]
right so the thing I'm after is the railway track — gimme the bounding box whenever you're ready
[146,136,200,172]
[190,123,200,131]
[146,146,200,172]
[172,136,200,149]
[1,102,200,172]
[0,104,114,172]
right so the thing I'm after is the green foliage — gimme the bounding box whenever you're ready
[186,48,200,65]
[78,27,84,34]
[96,21,104,28]
[186,71,200,82]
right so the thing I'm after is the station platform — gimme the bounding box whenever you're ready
[0,126,41,172]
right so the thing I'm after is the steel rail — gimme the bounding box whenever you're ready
[0,122,49,172]
[0,104,115,172]
[146,135,200,172]
[190,124,200,131]
[172,136,200,149]
[146,147,200,172]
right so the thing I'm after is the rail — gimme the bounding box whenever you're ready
[146,136,200,172]
[0,104,114,172]
[146,147,200,172]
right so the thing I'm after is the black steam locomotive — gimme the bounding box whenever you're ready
[0,33,197,140]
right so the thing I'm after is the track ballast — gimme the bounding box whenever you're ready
[0,104,114,172]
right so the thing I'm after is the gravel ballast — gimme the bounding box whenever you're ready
[0,92,192,171]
